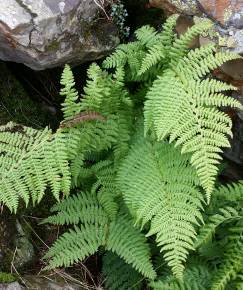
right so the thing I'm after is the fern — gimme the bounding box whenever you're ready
[60,64,80,120]
[0,122,71,212]
[117,138,203,278]
[104,15,242,200]
[102,252,143,290]
[195,207,241,248]
[144,45,242,201]
[2,14,243,289]
[150,263,212,290]
[211,222,243,290]
[43,191,156,279]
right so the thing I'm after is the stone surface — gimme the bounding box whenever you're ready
[0,214,35,272]
[0,282,24,290]
[149,0,243,54]
[149,0,200,15]
[198,0,243,28]
[0,0,119,70]
[22,275,85,290]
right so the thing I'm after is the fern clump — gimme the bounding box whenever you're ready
[105,14,242,201]
[1,14,243,290]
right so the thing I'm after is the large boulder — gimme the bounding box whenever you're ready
[0,0,119,70]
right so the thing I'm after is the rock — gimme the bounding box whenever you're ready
[0,214,35,272]
[149,0,243,54]
[23,274,85,290]
[0,282,24,290]
[13,220,35,270]
[149,0,200,15]
[0,0,119,70]
[198,0,243,28]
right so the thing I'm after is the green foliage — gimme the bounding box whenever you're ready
[150,263,212,290]
[0,272,16,283]
[117,139,203,278]
[1,14,243,290]
[0,122,71,212]
[102,252,143,290]
[110,0,130,39]
[104,14,242,201]
[43,191,156,279]
[211,222,243,290]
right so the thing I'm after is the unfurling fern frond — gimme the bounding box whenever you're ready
[211,222,243,290]
[0,122,71,212]
[102,252,143,290]
[117,139,203,278]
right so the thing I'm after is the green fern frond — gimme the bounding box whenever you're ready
[195,207,241,248]
[60,65,80,120]
[138,43,165,76]
[214,182,243,203]
[117,139,203,278]
[106,213,156,279]
[44,223,106,269]
[80,63,112,112]
[135,25,159,47]
[170,19,213,62]
[159,14,178,48]
[102,252,143,290]
[92,160,119,219]
[211,223,243,290]
[150,264,212,290]
[144,45,242,200]
[43,190,155,279]
[0,122,71,212]
[42,191,108,226]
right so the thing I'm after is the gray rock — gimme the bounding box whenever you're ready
[13,220,35,270]
[0,215,35,272]
[0,0,119,70]
[0,282,24,290]
[23,274,85,290]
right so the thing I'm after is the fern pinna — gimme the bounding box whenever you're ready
[0,13,243,290]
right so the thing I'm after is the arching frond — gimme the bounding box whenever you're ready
[117,139,203,278]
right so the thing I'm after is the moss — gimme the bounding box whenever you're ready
[46,40,60,51]
[0,272,16,283]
